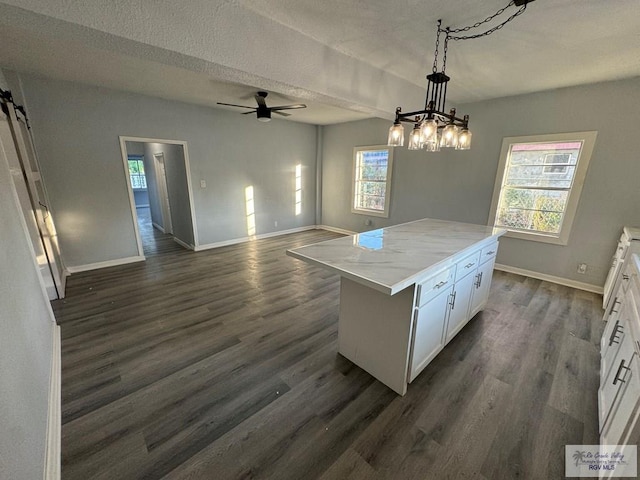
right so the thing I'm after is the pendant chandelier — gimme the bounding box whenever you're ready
[388,0,534,152]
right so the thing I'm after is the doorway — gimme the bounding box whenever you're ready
[119,136,199,257]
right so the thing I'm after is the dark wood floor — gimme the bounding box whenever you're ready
[53,228,604,479]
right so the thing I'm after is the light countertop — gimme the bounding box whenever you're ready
[287,218,506,295]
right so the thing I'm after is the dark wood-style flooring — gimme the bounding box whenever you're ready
[53,227,604,479]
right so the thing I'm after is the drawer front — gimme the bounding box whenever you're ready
[454,250,481,282]
[480,242,499,265]
[417,266,455,307]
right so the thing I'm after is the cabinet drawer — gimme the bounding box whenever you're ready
[480,242,499,265]
[417,266,455,307]
[454,250,481,282]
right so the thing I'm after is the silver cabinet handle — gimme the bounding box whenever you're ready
[609,321,623,346]
[613,359,631,385]
[609,297,621,316]
[449,291,457,310]
[433,280,448,290]
[465,262,475,268]
[486,250,495,255]
[623,274,630,281]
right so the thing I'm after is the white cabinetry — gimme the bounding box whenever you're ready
[603,227,640,312]
[409,240,499,382]
[599,254,640,454]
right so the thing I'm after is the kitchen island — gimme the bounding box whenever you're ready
[287,218,506,395]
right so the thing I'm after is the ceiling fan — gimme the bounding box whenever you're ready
[217,91,307,122]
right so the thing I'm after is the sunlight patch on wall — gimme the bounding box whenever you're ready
[295,164,302,216]
[245,185,256,237]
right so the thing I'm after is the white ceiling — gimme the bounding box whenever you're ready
[0,0,639,125]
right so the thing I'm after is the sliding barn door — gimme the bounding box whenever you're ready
[1,97,65,299]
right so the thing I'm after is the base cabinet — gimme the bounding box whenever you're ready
[445,272,476,344]
[408,240,499,383]
[409,286,451,382]
[599,254,640,459]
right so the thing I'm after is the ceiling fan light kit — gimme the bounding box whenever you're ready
[388,0,534,152]
[218,91,307,122]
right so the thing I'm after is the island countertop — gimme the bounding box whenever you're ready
[287,218,506,295]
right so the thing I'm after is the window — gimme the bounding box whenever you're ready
[488,132,597,245]
[128,155,147,189]
[352,146,393,217]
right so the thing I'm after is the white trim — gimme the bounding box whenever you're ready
[118,138,145,257]
[152,222,166,234]
[316,225,357,235]
[66,255,145,274]
[488,131,598,246]
[494,263,604,295]
[44,325,61,480]
[173,237,194,250]
[194,225,316,251]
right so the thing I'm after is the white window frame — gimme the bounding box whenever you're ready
[351,145,394,218]
[488,131,597,245]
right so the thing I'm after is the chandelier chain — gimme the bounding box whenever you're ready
[432,19,442,73]
[444,1,529,41]
[442,29,449,73]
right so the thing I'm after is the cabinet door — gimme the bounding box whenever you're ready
[599,322,634,434]
[601,351,640,447]
[408,286,452,382]
[469,259,495,318]
[445,273,476,344]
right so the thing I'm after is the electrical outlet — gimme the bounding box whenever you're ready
[274,220,278,227]
[364,219,373,226]
[200,179,206,188]
[577,263,587,274]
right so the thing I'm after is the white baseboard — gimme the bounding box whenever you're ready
[316,225,356,235]
[152,222,165,234]
[66,255,145,274]
[173,237,194,250]
[44,325,61,480]
[195,225,316,252]
[494,263,604,295]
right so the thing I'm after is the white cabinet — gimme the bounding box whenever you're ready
[409,285,452,382]
[409,240,499,382]
[599,253,640,450]
[469,247,497,318]
[445,272,476,344]
[603,227,640,311]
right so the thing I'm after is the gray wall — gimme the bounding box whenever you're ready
[0,125,54,480]
[18,74,318,268]
[321,77,640,288]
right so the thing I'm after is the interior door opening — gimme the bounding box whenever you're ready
[119,137,198,257]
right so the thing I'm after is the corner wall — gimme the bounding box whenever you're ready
[321,77,640,288]
[0,113,56,480]
[16,74,318,268]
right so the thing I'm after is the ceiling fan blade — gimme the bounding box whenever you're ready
[255,92,268,108]
[242,110,258,115]
[272,111,291,117]
[217,102,255,109]
[270,104,307,111]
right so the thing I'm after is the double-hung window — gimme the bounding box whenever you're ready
[352,146,393,218]
[128,155,147,189]
[488,132,597,245]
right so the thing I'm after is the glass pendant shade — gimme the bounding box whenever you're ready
[408,125,422,150]
[441,124,459,148]
[456,128,472,150]
[420,119,438,144]
[387,121,405,147]
[423,132,441,152]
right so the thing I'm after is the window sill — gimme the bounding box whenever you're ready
[352,208,389,219]
[500,229,569,245]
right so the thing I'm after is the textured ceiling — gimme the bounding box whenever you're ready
[0,0,639,125]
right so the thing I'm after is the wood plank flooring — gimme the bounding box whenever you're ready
[53,229,604,479]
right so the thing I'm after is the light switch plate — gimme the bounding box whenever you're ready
[200,180,206,188]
